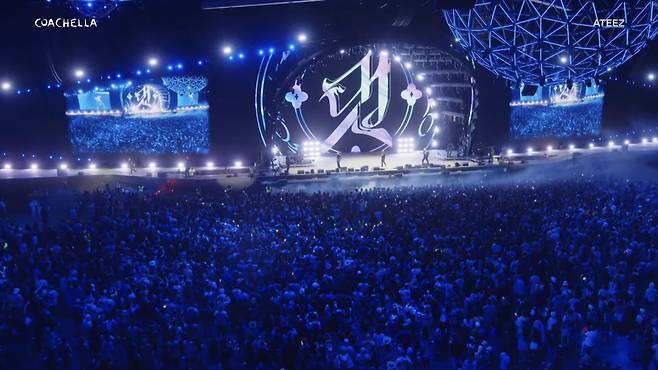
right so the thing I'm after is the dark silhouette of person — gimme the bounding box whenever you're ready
[336,152,342,172]
[380,149,387,168]
[128,158,136,174]
[422,148,430,165]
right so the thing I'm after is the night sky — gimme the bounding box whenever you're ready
[0,0,656,165]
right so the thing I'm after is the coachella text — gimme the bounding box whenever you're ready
[34,18,98,28]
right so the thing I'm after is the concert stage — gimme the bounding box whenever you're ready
[1,143,657,186]
[0,144,656,214]
[273,150,479,175]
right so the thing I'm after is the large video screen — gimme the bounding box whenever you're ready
[510,81,604,139]
[66,75,209,154]
[257,45,478,156]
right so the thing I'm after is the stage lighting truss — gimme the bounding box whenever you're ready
[444,0,658,86]
[396,137,415,153]
[393,45,479,156]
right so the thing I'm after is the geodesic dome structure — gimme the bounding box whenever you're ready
[444,1,658,86]
[68,0,132,18]
[162,76,209,95]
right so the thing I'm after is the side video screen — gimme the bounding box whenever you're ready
[66,74,210,154]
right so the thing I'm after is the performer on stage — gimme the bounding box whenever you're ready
[380,148,387,168]
[285,155,291,175]
[422,148,430,165]
[128,158,136,175]
[336,152,342,172]
[184,155,191,177]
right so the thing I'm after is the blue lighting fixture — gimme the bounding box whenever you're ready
[444,1,658,85]
[68,0,135,19]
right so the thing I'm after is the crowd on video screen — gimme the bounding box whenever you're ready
[511,99,603,139]
[69,111,209,154]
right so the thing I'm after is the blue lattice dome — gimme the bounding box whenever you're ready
[68,0,122,18]
[444,1,658,85]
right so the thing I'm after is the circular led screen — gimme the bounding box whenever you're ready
[257,44,478,156]
[279,47,435,154]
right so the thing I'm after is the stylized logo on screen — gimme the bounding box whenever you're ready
[551,84,581,105]
[285,50,428,153]
[122,84,170,115]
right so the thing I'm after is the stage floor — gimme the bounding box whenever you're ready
[1,143,657,182]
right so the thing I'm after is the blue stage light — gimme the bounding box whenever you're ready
[167,65,173,71]
[258,50,264,55]
[177,63,183,69]
[116,73,122,79]
[269,48,275,53]
[289,44,296,50]
[197,60,203,66]
[238,53,245,59]
[136,70,142,75]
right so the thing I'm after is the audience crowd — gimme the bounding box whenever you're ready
[0,175,657,369]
